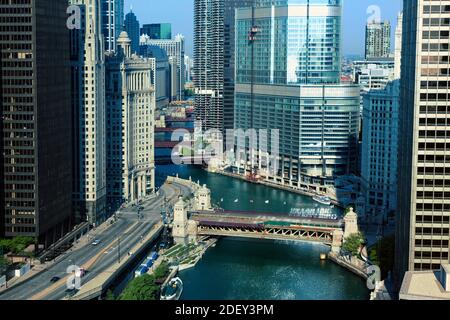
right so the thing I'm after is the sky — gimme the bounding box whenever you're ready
[124,0,403,57]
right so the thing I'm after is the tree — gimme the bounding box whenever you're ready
[369,235,395,280]
[342,232,365,256]
[119,274,159,300]
[153,262,169,280]
[9,236,34,254]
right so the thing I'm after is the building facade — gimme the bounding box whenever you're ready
[142,35,185,101]
[140,45,171,110]
[193,0,254,133]
[141,23,172,40]
[0,0,73,245]
[361,81,400,225]
[395,0,450,287]
[70,0,107,225]
[353,58,396,93]
[365,20,391,59]
[106,32,155,204]
[124,9,140,54]
[234,0,360,192]
[101,0,124,53]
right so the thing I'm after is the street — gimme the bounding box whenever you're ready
[0,181,193,300]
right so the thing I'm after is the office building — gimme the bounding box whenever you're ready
[124,9,140,54]
[361,81,400,224]
[395,0,450,287]
[234,0,360,192]
[394,12,403,80]
[141,23,172,40]
[101,0,124,53]
[0,0,73,246]
[140,45,171,109]
[142,34,185,101]
[105,32,155,204]
[365,20,391,59]
[70,0,107,225]
[194,0,284,133]
[353,58,396,93]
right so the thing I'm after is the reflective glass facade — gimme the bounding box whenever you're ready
[236,0,341,85]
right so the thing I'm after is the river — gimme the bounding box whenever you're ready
[156,164,369,300]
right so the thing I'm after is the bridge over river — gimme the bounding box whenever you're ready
[168,176,359,253]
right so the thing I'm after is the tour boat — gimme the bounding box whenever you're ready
[160,277,183,301]
[312,195,332,206]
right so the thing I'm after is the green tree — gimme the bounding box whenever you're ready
[153,262,169,280]
[342,232,365,256]
[9,236,34,254]
[119,274,159,300]
[369,235,395,280]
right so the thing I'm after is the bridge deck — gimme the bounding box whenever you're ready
[191,210,343,229]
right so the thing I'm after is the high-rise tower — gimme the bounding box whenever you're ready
[194,0,254,133]
[365,20,392,59]
[70,0,107,225]
[395,0,450,286]
[0,0,73,245]
[101,0,124,53]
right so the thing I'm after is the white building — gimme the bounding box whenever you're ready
[141,34,185,101]
[106,32,155,204]
[70,0,107,224]
[361,81,400,224]
[353,59,396,93]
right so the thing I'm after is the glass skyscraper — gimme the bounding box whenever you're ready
[101,0,124,53]
[234,0,360,192]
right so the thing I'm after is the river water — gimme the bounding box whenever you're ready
[156,164,369,300]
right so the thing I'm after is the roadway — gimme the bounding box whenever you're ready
[0,181,194,300]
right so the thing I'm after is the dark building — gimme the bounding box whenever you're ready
[0,0,73,246]
[124,10,140,54]
[141,23,172,40]
[194,0,254,133]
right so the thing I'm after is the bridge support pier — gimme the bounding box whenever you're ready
[331,229,344,253]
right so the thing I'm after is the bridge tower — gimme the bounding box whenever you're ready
[194,184,213,211]
[331,229,344,253]
[344,207,359,240]
[172,197,189,245]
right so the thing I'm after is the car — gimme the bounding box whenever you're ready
[50,276,60,283]
[91,239,101,246]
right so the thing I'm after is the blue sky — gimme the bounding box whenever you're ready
[125,0,402,56]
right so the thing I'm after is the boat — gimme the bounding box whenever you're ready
[160,277,183,300]
[312,195,332,206]
[265,200,269,204]
[234,198,239,203]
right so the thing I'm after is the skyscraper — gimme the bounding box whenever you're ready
[394,12,403,80]
[141,23,172,40]
[101,0,124,53]
[105,32,156,205]
[124,9,140,54]
[361,81,400,225]
[365,20,392,59]
[70,0,107,225]
[395,0,450,286]
[142,34,186,101]
[234,0,360,191]
[194,0,254,132]
[0,0,73,245]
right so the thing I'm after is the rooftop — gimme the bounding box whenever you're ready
[399,265,450,300]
